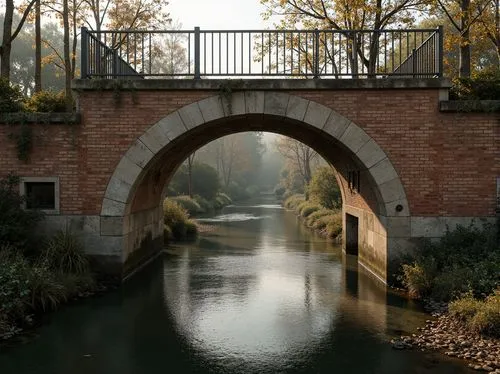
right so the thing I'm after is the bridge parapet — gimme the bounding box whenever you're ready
[80,27,443,80]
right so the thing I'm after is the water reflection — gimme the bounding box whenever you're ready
[0,199,473,374]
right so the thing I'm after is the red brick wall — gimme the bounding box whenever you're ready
[0,89,497,218]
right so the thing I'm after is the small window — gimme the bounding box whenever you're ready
[348,170,360,193]
[26,182,55,210]
[20,177,60,214]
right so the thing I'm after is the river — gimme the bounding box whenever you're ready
[0,197,473,373]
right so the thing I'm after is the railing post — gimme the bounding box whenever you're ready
[194,26,201,79]
[81,27,88,79]
[437,25,444,77]
[314,28,320,78]
[412,48,417,78]
[352,31,358,78]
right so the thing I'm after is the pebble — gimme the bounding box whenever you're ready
[390,298,499,372]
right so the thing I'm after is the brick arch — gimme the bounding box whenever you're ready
[101,91,409,218]
[100,91,410,282]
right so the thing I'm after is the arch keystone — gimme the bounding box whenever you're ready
[245,91,264,113]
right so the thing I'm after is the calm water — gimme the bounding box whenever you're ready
[0,198,473,374]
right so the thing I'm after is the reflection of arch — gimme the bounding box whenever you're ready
[100,91,410,282]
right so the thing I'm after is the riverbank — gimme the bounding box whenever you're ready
[281,194,342,241]
[392,223,499,372]
[392,305,500,372]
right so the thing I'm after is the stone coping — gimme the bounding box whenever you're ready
[439,100,500,113]
[72,77,452,91]
[0,112,81,124]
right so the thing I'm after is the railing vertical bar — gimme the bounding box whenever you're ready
[241,32,244,74]
[261,32,264,74]
[298,32,301,75]
[219,32,221,74]
[283,31,286,74]
[268,32,271,74]
[276,32,279,74]
[248,32,251,74]
[81,27,88,78]
[438,26,443,77]
[233,32,236,74]
[212,33,214,75]
[290,32,294,74]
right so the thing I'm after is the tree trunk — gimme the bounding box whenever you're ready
[34,0,41,92]
[63,0,72,110]
[459,0,471,78]
[1,0,14,80]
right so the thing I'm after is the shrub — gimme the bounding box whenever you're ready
[27,264,66,311]
[450,291,500,338]
[274,186,286,198]
[163,199,198,240]
[193,195,212,212]
[325,213,342,239]
[245,185,260,197]
[225,181,250,201]
[216,192,232,206]
[283,194,305,210]
[42,229,89,274]
[399,223,499,301]
[299,203,321,218]
[450,68,500,100]
[308,166,341,209]
[25,90,66,112]
[171,195,203,215]
[58,272,96,299]
[0,78,24,112]
[0,250,30,321]
[0,174,44,250]
[185,219,198,238]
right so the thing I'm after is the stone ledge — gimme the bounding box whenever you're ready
[72,78,451,91]
[0,112,81,124]
[439,100,500,112]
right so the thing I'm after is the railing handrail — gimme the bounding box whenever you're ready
[392,29,439,74]
[86,28,441,34]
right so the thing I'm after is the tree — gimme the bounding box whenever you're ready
[274,136,319,188]
[260,0,429,76]
[169,162,220,200]
[308,166,341,209]
[476,0,500,67]
[1,0,37,80]
[434,0,494,77]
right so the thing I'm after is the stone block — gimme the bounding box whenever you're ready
[220,91,246,116]
[304,101,332,129]
[178,102,204,129]
[139,123,170,153]
[384,198,410,217]
[198,95,225,123]
[323,112,351,139]
[156,111,187,140]
[339,122,371,153]
[356,139,387,169]
[385,216,411,238]
[113,154,143,186]
[378,177,407,203]
[101,216,124,236]
[245,91,264,113]
[286,96,309,121]
[369,158,398,186]
[125,139,154,168]
[264,92,289,116]
[83,216,100,234]
[104,176,132,204]
[101,198,127,217]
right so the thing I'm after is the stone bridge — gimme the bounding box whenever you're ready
[0,78,498,283]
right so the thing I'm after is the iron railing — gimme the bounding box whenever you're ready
[80,26,443,79]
